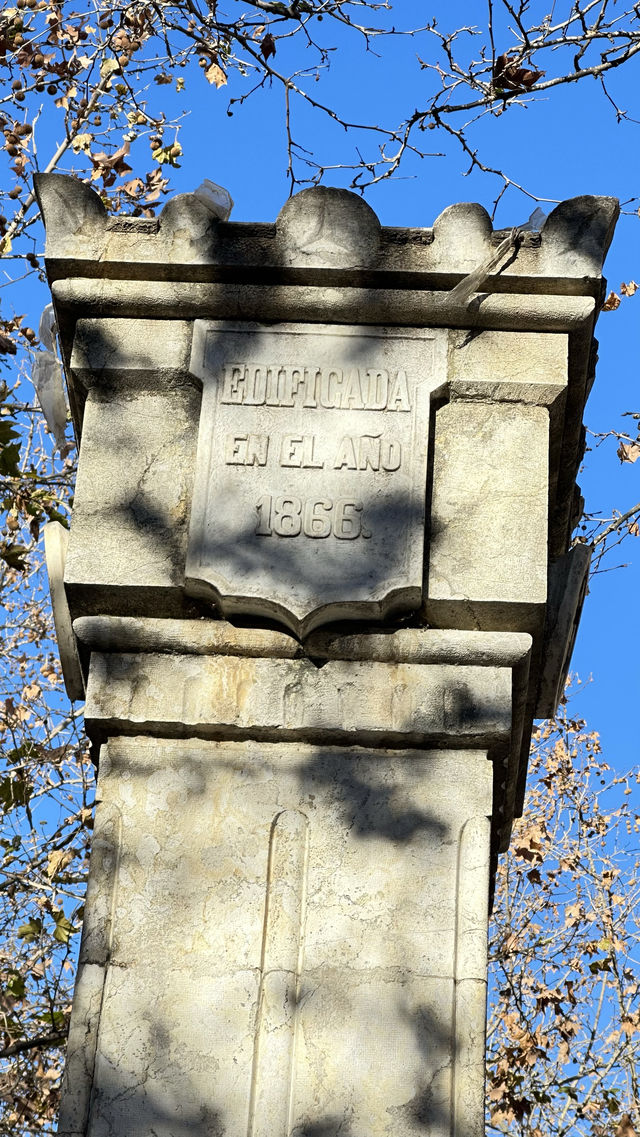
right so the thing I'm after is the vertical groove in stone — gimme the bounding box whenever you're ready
[248,809,310,1137]
[85,800,124,1137]
[59,799,122,1137]
[452,813,491,1137]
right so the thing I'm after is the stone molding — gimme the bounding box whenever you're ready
[75,618,532,855]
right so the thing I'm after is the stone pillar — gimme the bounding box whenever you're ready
[37,176,617,1137]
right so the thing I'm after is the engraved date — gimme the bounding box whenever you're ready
[255,495,371,539]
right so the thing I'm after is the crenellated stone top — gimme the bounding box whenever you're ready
[35,174,618,286]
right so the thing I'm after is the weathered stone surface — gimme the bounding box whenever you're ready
[431,202,493,271]
[34,173,223,270]
[60,313,574,636]
[59,736,493,1137]
[537,543,592,717]
[70,317,192,386]
[187,321,444,634]
[36,175,618,284]
[454,816,492,1132]
[43,521,84,701]
[83,651,513,750]
[276,185,381,268]
[73,618,532,857]
[540,195,619,277]
[157,193,223,263]
[52,277,597,331]
[447,329,568,404]
[63,383,199,617]
[34,174,107,264]
[73,615,532,667]
[425,400,549,631]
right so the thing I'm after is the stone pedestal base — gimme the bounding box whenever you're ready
[56,622,526,1137]
[60,737,491,1137]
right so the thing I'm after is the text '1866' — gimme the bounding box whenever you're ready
[255,496,371,540]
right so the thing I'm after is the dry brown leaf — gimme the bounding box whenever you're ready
[122,177,144,197]
[260,32,276,61]
[602,290,621,311]
[71,132,93,154]
[46,849,72,879]
[99,58,119,80]
[204,60,227,87]
[621,280,638,297]
[617,441,640,464]
[488,1082,508,1102]
[493,52,544,94]
[616,1114,638,1137]
[564,901,582,927]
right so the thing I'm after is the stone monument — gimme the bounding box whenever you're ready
[36,173,617,1137]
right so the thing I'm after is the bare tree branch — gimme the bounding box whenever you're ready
[0,1031,68,1059]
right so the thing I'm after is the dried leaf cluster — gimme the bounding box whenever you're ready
[488,694,640,1137]
[0,404,88,1132]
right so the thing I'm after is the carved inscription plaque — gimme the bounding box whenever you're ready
[186,322,440,636]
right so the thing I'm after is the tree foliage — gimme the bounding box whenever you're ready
[0,0,639,1132]
[0,0,639,245]
[0,411,89,1133]
[488,691,640,1137]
